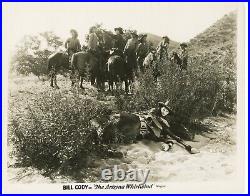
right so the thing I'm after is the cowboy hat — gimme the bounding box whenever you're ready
[130,30,138,36]
[114,27,124,34]
[158,101,171,111]
[162,36,170,44]
[138,33,147,41]
[162,35,169,39]
[89,26,97,33]
[180,42,188,48]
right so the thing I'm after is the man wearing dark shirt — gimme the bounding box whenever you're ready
[65,29,81,59]
[113,27,126,55]
[136,34,149,73]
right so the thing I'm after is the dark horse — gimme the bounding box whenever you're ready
[106,50,129,93]
[48,51,99,89]
[170,52,187,70]
[71,51,99,89]
[47,52,69,89]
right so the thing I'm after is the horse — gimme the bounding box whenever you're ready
[170,52,182,65]
[170,52,187,70]
[47,52,69,89]
[106,50,129,93]
[143,51,160,81]
[71,51,99,89]
[143,51,157,69]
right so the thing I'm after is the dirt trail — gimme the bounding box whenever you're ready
[90,114,236,183]
[8,115,236,184]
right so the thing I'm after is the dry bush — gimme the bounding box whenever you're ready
[9,91,111,172]
[115,51,236,124]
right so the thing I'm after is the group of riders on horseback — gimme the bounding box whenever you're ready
[48,27,189,92]
[48,28,199,154]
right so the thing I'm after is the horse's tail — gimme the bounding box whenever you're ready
[71,53,77,70]
[47,57,52,73]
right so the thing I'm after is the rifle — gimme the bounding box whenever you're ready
[161,126,199,154]
[146,115,199,154]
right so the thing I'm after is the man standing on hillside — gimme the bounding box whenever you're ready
[179,43,188,70]
[136,34,149,74]
[124,30,139,81]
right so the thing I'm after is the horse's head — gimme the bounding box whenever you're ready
[170,51,182,65]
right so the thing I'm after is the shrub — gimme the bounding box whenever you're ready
[115,51,236,123]
[9,90,111,172]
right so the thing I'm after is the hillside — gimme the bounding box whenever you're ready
[188,11,237,56]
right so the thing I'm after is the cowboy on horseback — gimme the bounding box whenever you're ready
[113,27,126,56]
[86,26,106,89]
[180,42,188,70]
[65,29,81,62]
[124,30,139,81]
[87,26,100,54]
[156,35,170,61]
[136,33,149,74]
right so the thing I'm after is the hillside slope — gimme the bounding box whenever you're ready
[188,11,237,56]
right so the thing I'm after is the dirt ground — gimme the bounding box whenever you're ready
[7,75,237,183]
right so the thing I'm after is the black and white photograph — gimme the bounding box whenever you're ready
[2,2,247,194]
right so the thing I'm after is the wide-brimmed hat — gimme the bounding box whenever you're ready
[158,101,171,111]
[180,42,188,48]
[114,27,124,34]
[162,35,170,42]
[89,26,97,33]
[70,29,78,37]
[138,33,147,41]
[130,30,138,36]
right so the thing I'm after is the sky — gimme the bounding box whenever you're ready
[3,2,241,49]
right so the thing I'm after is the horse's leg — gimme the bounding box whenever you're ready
[80,76,84,89]
[50,67,55,88]
[111,81,114,91]
[54,74,60,89]
[70,70,75,87]
[125,80,129,94]
[108,81,111,91]
[97,77,101,91]
[111,81,115,95]
[50,75,54,87]
[108,73,112,92]
[116,77,122,92]
[101,76,105,91]
[102,81,105,91]
[90,73,95,86]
